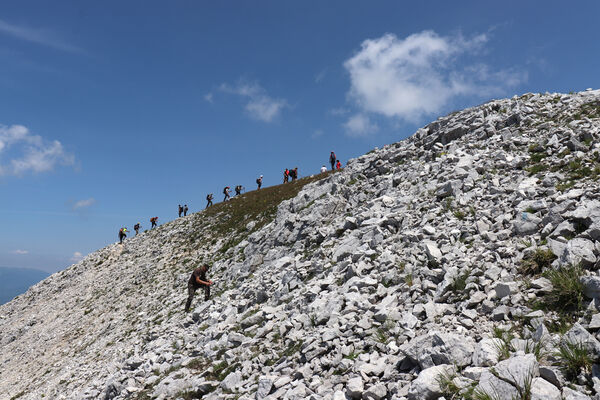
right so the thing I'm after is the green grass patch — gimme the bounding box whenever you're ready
[519,248,557,276]
[555,341,593,380]
[202,171,339,244]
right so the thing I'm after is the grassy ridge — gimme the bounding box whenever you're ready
[187,171,338,256]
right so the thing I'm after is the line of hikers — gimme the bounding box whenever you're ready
[118,217,158,243]
[118,151,342,244]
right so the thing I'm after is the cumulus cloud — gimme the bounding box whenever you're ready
[72,198,95,211]
[0,18,82,53]
[0,124,75,176]
[344,114,378,137]
[220,82,287,122]
[70,251,84,263]
[12,249,28,255]
[343,31,526,123]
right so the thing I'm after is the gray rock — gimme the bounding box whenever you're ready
[539,366,566,389]
[256,377,273,399]
[495,281,519,299]
[346,376,364,399]
[476,354,538,400]
[560,238,597,267]
[407,364,455,400]
[363,383,387,400]
[513,212,543,235]
[423,241,442,262]
[402,332,475,369]
[589,313,600,330]
[472,338,502,367]
[582,276,600,299]
[220,371,242,392]
[562,323,600,356]
[530,377,561,400]
[562,387,592,399]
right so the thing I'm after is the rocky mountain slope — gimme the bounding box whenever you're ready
[2,90,600,400]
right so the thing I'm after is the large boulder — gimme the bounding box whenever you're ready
[513,212,543,235]
[402,332,475,369]
[559,238,597,267]
[476,354,539,400]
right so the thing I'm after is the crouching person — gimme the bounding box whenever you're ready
[185,264,213,312]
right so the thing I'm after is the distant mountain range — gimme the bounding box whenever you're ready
[0,267,49,305]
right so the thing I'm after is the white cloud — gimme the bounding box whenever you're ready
[12,249,28,255]
[0,18,82,53]
[72,198,95,211]
[220,81,287,122]
[343,31,526,123]
[70,251,83,263]
[315,68,327,83]
[0,124,74,176]
[311,129,324,139]
[329,107,350,116]
[204,93,213,103]
[344,114,378,137]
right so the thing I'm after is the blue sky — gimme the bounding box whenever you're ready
[1,1,599,272]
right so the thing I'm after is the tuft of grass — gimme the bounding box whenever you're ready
[343,351,362,360]
[493,328,514,361]
[526,163,548,176]
[555,341,593,380]
[404,273,414,287]
[436,370,461,399]
[542,265,584,313]
[519,248,557,276]
[453,210,466,220]
[450,269,470,298]
[556,181,575,192]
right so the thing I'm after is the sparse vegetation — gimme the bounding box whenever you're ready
[519,248,557,276]
[555,341,593,380]
[436,369,461,399]
[541,264,584,313]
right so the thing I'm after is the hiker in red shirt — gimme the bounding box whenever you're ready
[283,169,289,183]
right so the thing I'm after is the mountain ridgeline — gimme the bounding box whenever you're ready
[1,90,600,400]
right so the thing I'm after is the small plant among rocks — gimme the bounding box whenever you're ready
[519,248,557,275]
[555,341,593,380]
[542,264,584,313]
[436,369,461,399]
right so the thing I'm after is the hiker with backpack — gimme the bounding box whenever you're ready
[183,205,188,216]
[256,175,263,190]
[150,217,158,228]
[235,185,242,196]
[330,151,336,170]
[320,165,327,173]
[134,223,141,235]
[206,194,213,208]
[283,169,289,183]
[118,227,128,244]
[178,204,183,218]
[184,263,213,312]
[291,167,298,181]
[223,186,231,201]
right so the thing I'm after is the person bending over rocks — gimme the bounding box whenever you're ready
[185,264,213,312]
